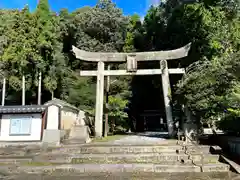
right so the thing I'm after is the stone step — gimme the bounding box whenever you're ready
[202,163,230,172]
[0,147,45,155]
[190,155,220,163]
[50,145,183,154]
[0,158,32,164]
[0,155,34,159]
[17,164,201,173]
[2,172,233,180]
[187,145,210,149]
[34,153,222,165]
[35,153,192,164]
[187,151,211,155]
[0,155,33,164]
[63,139,87,145]
[187,150,211,155]
[0,155,33,165]
[0,150,35,156]
[185,146,212,155]
[12,163,229,173]
[186,147,210,154]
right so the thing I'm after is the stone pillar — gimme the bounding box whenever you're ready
[42,104,61,146]
[77,110,86,126]
[95,61,105,137]
[64,110,91,144]
[183,107,198,143]
[160,60,174,137]
[104,64,110,137]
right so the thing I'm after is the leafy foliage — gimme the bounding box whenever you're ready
[108,95,129,132]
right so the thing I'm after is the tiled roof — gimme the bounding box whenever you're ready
[44,98,79,112]
[0,105,46,114]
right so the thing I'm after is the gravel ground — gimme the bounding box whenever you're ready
[109,132,169,145]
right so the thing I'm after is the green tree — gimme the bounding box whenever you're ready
[34,0,70,100]
[2,7,38,92]
[123,14,142,52]
[138,0,240,133]
[108,95,128,132]
[62,0,130,114]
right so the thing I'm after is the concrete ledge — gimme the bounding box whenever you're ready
[220,155,240,174]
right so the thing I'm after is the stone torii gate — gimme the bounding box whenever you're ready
[72,43,191,137]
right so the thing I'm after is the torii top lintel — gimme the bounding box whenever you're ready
[72,43,191,62]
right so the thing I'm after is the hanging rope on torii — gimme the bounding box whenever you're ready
[72,43,191,138]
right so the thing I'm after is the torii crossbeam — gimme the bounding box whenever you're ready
[72,43,191,137]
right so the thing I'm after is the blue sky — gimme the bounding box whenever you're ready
[0,0,159,17]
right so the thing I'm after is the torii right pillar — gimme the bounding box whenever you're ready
[160,60,174,138]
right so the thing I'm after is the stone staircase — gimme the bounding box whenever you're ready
[0,140,232,177]
[26,142,230,174]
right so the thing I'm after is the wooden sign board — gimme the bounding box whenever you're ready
[126,55,137,72]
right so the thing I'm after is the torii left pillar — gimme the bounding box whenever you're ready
[95,61,105,137]
[161,60,174,137]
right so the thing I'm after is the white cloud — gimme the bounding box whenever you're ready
[146,0,160,8]
[150,0,160,6]
[140,0,160,22]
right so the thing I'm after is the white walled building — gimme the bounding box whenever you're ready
[0,106,46,142]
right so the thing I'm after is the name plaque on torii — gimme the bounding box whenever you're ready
[72,43,191,137]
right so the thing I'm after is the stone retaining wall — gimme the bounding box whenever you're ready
[208,135,240,163]
[216,136,240,155]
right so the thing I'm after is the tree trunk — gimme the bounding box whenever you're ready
[2,77,6,106]
[112,118,115,134]
[38,72,42,105]
[22,75,25,106]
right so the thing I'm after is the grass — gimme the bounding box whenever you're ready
[91,134,127,143]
